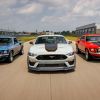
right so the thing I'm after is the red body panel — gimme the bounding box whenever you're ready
[76,34,100,58]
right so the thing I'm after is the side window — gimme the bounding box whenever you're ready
[80,36,85,40]
[14,38,18,44]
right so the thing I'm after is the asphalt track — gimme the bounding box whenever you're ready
[0,42,100,100]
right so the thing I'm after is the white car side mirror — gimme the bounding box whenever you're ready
[29,41,34,45]
[67,40,72,44]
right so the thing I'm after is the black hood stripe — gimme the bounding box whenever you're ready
[45,44,57,52]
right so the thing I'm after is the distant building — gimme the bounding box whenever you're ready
[0,29,32,37]
[75,23,100,36]
[0,29,15,36]
[46,32,54,35]
[38,32,46,35]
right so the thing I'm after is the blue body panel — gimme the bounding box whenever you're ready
[0,36,23,61]
[0,45,12,50]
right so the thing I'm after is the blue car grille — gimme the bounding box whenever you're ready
[0,51,3,54]
[0,51,8,54]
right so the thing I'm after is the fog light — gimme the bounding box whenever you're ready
[98,48,100,52]
[68,61,74,65]
[90,48,96,52]
[29,61,35,66]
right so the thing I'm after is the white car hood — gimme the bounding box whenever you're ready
[29,44,73,55]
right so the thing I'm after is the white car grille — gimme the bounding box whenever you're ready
[37,64,66,67]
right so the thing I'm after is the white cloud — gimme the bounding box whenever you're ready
[41,16,61,23]
[38,0,73,17]
[0,0,16,7]
[17,3,43,14]
[73,0,100,16]
[38,0,69,7]
[19,0,29,4]
[0,2,14,16]
[0,0,17,15]
[0,0,100,31]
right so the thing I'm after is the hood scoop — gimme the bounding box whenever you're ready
[45,44,57,52]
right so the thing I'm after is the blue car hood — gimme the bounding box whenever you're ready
[0,45,10,50]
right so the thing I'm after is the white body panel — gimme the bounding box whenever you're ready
[29,44,73,55]
[27,35,76,71]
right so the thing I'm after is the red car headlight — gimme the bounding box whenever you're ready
[90,48,97,53]
[98,48,100,52]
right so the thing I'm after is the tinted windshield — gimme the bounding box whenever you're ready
[0,38,12,45]
[86,36,100,42]
[35,36,67,44]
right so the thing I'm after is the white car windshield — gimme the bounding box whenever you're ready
[35,36,67,44]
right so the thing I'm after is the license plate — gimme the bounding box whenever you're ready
[0,54,3,57]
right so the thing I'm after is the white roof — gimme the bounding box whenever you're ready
[37,35,64,38]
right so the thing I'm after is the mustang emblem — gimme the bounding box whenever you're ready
[49,56,55,58]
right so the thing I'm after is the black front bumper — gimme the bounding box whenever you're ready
[28,66,75,72]
[0,55,9,61]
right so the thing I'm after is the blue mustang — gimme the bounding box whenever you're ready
[0,36,24,63]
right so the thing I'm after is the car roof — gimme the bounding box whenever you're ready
[83,34,100,36]
[0,35,16,38]
[37,35,64,38]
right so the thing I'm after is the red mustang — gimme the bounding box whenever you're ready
[76,34,100,61]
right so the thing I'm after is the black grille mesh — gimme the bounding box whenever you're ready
[36,55,67,60]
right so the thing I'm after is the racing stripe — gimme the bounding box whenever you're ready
[45,44,57,52]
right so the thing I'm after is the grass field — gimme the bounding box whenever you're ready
[17,36,36,42]
[65,36,79,41]
[17,35,79,42]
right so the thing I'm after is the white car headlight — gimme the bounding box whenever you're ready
[28,52,35,56]
[66,52,74,56]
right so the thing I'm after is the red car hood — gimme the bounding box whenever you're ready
[87,41,100,48]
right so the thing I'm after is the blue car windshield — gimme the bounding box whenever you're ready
[35,36,67,44]
[0,38,12,45]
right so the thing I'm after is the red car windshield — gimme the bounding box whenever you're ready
[86,36,100,42]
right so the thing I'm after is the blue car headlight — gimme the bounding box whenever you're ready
[0,50,9,54]
[3,50,9,54]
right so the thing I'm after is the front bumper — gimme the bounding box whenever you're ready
[28,66,75,71]
[27,55,76,71]
[0,54,9,61]
[90,52,100,59]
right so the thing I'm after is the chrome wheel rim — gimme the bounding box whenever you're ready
[10,53,13,61]
[76,47,78,53]
[21,49,24,55]
[85,51,88,60]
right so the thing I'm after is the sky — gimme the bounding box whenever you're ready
[0,0,100,32]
